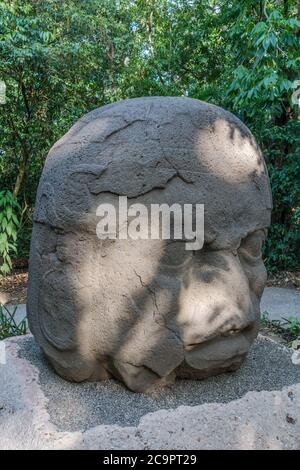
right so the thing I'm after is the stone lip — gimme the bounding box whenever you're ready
[0,334,299,449]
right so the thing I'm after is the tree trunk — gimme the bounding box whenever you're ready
[13,157,28,198]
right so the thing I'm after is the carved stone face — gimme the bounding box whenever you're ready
[27,97,272,392]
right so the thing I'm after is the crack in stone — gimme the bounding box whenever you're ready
[155,130,195,185]
[90,118,149,143]
[119,358,162,379]
[163,154,195,185]
[133,270,183,347]
[88,169,178,198]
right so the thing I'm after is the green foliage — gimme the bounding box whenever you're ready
[0,304,27,339]
[223,0,300,271]
[260,311,300,345]
[0,0,135,200]
[0,190,20,274]
[0,0,299,272]
[282,316,300,339]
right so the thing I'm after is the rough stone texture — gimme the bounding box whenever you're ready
[0,334,299,450]
[27,97,272,392]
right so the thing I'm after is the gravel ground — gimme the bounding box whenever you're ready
[18,335,299,433]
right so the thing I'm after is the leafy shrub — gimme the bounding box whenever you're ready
[0,0,299,273]
[0,190,20,275]
[0,304,27,339]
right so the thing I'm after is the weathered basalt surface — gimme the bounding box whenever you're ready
[27,97,272,391]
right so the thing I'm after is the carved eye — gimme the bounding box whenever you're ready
[161,241,192,267]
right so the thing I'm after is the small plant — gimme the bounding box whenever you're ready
[0,190,20,275]
[282,316,300,340]
[261,310,270,327]
[0,304,27,340]
[260,311,300,345]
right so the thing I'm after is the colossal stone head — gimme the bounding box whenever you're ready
[27,97,272,392]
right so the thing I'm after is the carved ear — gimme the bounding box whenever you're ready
[39,270,78,352]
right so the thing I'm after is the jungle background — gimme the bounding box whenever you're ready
[0,0,299,282]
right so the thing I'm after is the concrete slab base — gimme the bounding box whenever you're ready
[1,303,27,329]
[261,287,300,323]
